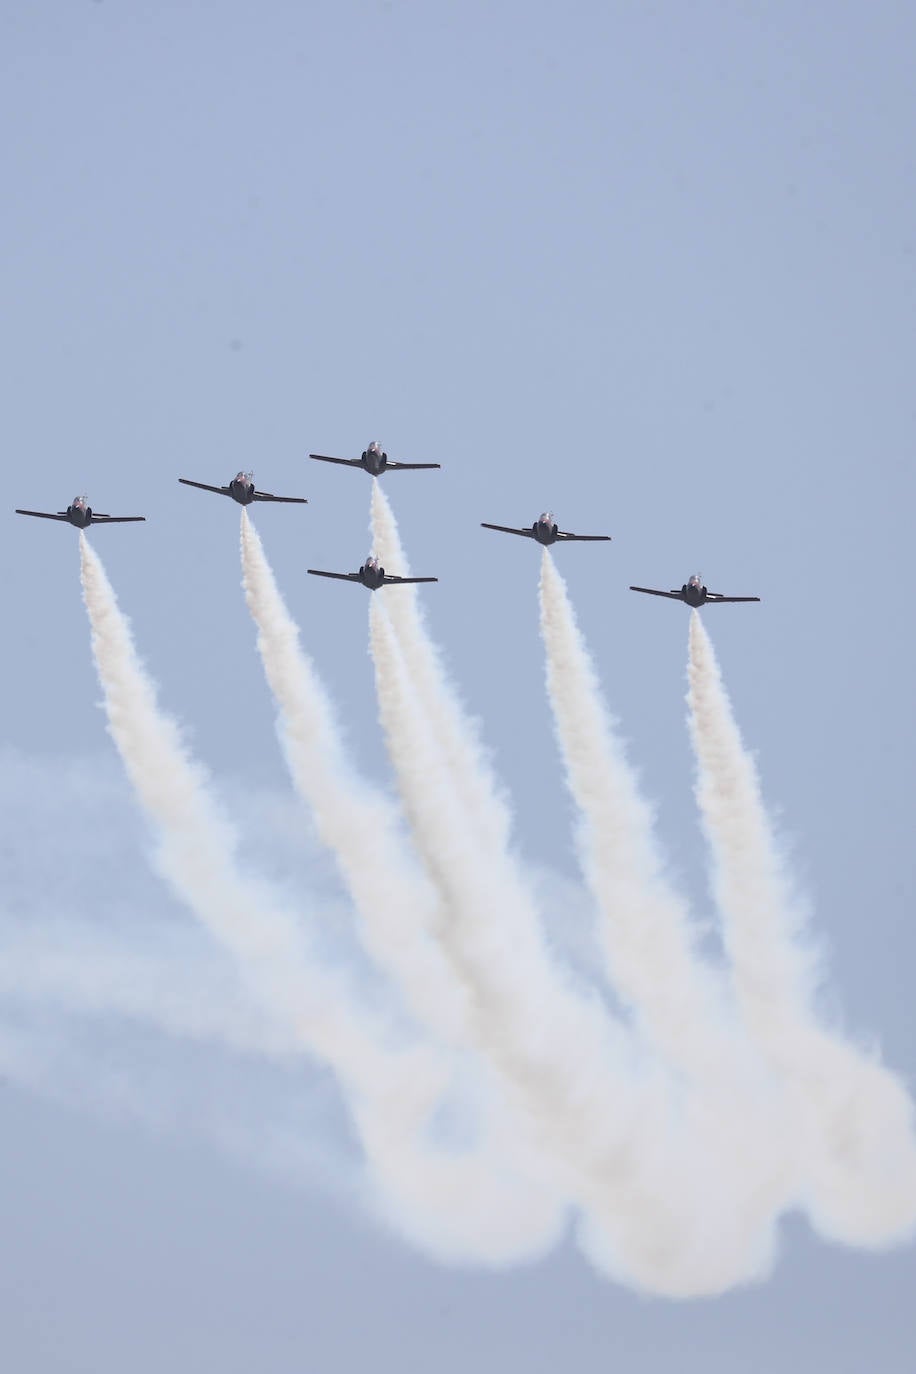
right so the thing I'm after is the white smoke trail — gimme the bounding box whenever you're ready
[538,552,797,1238]
[239,510,467,1042]
[79,535,382,1075]
[687,610,916,1246]
[369,595,785,1296]
[370,482,513,852]
[79,533,561,1265]
[538,552,746,1079]
[238,513,565,1261]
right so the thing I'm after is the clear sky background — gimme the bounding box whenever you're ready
[1,2,914,1369]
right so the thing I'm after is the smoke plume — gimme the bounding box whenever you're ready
[238,512,565,1260]
[80,532,561,1265]
[687,610,916,1246]
[369,590,786,1296]
[16,527,905,1293]
[538,551,741,1078]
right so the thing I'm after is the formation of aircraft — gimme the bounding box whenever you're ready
[308,441,440,476]
[307,556,437,591]
[629,574,760,607]
[15,497,145,528]
[481,512,612,546]
[13,447,760,609]
[178,472,308,506]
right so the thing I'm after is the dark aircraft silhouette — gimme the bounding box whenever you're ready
[178,471,308,506]
[307,556,437,591]
[15,496,145,528]
[481,512,612,546]
[629,574,760,607]
[308,441,440,476]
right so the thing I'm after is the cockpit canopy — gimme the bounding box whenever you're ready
[365,555,380,571]
[367,441,381,454]
[688,573,702,586]
[72,496,87,509]
[539,511,556,525]
[235,470,254,485]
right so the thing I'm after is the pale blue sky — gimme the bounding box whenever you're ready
[2,2,914,1369]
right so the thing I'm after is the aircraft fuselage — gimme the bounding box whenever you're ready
[532,519,561,545]
[359,562,388,589]
[682,583,709,607]
[362,449,388,475]
[228,478,257,505]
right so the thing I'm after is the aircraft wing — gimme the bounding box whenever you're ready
[306,569,362,582]
[381,575,438,585]
[556,531,612,542]
[308,454,363,467]
[706,594,761,603]
[15,509,71,521]
[629,586,685,600]
[178,478,231,497]
[91,515,146,523]
[385,461,441,471]
[252,491,309,504]
[480,523,535,539]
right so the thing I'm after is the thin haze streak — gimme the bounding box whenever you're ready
[0,930,301,1058]
[687,611,916,1246]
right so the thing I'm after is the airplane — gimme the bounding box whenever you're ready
[307,441,440,476]
[480,512,612,546]
[307,556,437,591]
[15,496,145,528]
[178,471,308,506]
[629,574,760,607]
